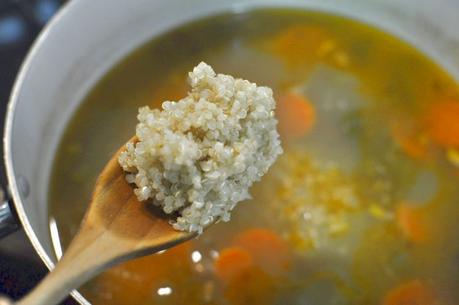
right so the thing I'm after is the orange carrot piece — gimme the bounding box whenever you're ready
[149,74,188,107]
[269,25,328,66]
[383,280,438,305]
[224,266,276,305]
[391,123,428,160]
[396,203,429,243]
[277,92,316,139]
[214,247,253,283]
[233,228,290,273]
[425,100,459,148]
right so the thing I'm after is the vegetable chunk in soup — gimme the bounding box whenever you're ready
[49,9,459,305]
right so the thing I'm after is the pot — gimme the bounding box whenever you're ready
[2,0,459,304]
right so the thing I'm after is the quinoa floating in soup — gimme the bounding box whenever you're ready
[49,9,459,305]
[119,62,282,233]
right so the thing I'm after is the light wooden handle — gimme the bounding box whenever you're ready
[15,263,87,305]
[0,295,13,305]
[11,224,188,305]
[14,228,122,305]
[15,244,105,305]
[0,271,83,305]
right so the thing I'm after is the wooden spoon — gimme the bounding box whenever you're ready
[8,138,197,305]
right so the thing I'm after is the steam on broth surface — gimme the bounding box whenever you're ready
[49,9,459,305]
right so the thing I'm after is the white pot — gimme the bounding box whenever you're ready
[3,0,459,303]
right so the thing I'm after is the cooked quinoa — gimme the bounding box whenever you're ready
[119,62,282,233]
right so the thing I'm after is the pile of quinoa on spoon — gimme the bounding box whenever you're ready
[119,62,282,233]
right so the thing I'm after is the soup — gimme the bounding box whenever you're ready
[48,9,459,305]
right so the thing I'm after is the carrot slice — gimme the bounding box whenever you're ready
[396,203,429,243]
[214,247,253,283]
[391,122,428,160]
[425,100,459,148]
[224,266,276,305]
[233,228,290,273]
[149,73,188,107]
[277,92,316,139]
[383,280,438,305]
[269,25,328,67]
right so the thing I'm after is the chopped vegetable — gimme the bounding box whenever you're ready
[425,100,459,148]
[333,51,350,68]
[391,122,428,160]
[396,203,429,243]
[269,25,328,67]
[224,267,276,305]
[383,280,438,305]
[233,228,290,273]
[214,247,253,283]
[277,92,316,139]
[317,40,336,58]
[215,234,282,302]
[368,204,393,221]
[446,148,459,167]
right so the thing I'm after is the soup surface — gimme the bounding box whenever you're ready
[49,9,459,305]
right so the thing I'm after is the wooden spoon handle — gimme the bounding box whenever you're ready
[15,238,111,305]
[15,262,87,305]
[13,221,193,305]
[15,218,135,305]
[0,295,13,305]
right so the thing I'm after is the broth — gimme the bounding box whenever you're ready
[49,9,459,305]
